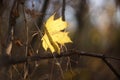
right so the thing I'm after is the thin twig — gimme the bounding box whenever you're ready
[102,58,120,78]
[37,0,50,28]
[22,2,28,58]
[62,0,66,21]
[5,0,17,55]
[22,3,30,79]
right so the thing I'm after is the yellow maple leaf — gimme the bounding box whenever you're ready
[41,14,72,54]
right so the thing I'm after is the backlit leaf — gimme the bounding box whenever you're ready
[41,14,72,54]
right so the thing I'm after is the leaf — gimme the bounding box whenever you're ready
[41,14,72,54]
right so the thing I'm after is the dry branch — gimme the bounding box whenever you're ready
[0,49,120,79]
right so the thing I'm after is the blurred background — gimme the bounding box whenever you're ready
[0,0,120,80]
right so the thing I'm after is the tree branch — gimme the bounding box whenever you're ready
[62,0,66,21]
[37,0,50,28]
[5,0,19,55]
[0,49,120,79]
[102,58,120,78]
